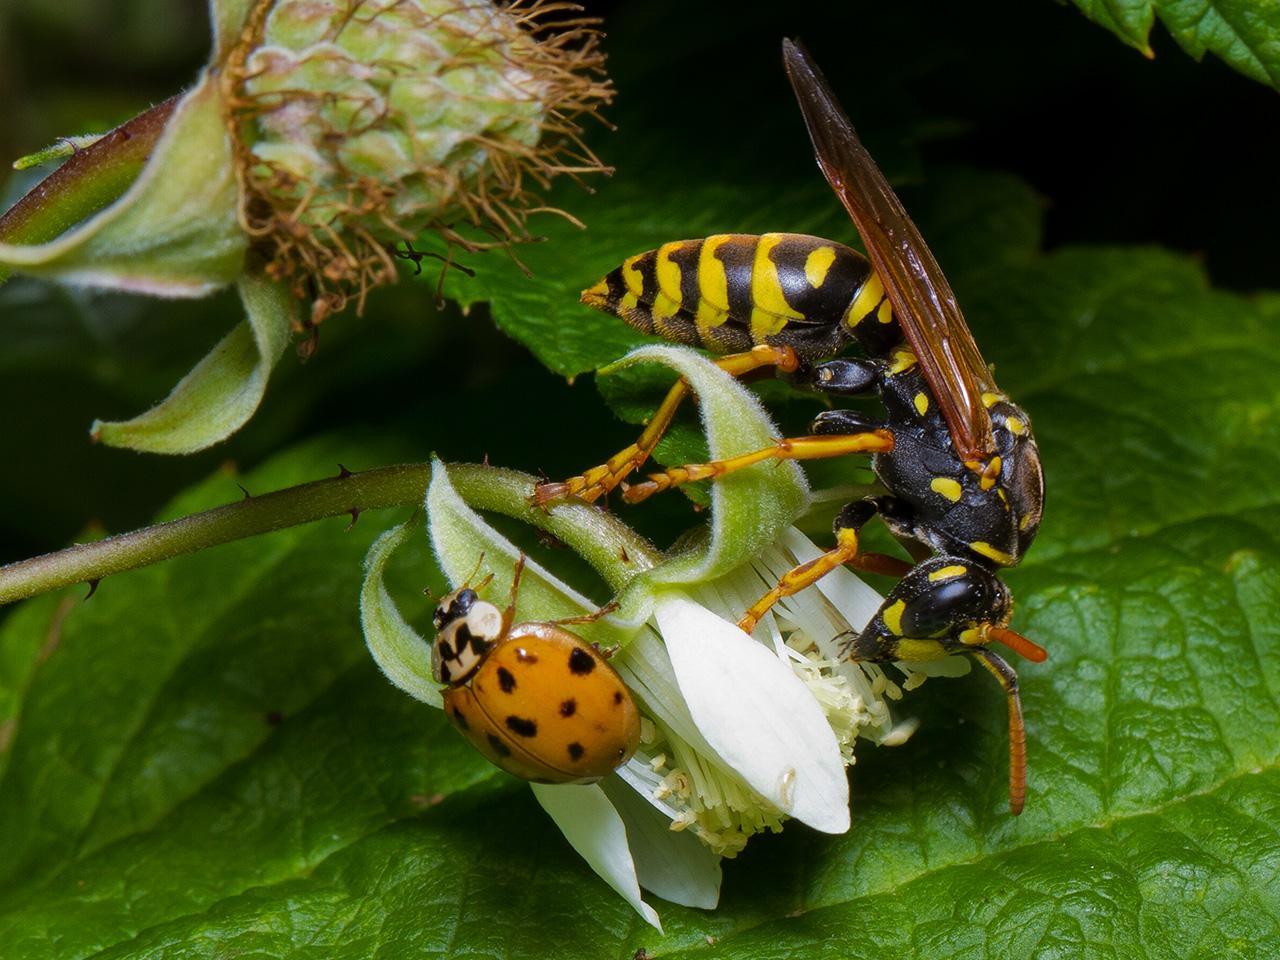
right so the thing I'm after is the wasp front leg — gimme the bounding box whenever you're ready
[737,496,912,634]
[534,344,801,505]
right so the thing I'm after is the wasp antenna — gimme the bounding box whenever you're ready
[972,648,1027,816]
[989,626,1048,663]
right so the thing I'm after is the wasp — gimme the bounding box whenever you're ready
[536,40,1046,814]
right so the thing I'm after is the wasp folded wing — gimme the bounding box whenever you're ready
[782,38,997,462]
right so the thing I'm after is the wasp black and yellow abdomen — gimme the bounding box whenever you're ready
[581,233,890,362]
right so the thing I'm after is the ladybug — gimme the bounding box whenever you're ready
[431,556,641,784]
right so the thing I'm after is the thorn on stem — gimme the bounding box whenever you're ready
[337,463,353,478]
[84,579,100,601]
[346,507,361,531]
[237,483,253,500]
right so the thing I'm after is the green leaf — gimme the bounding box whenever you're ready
[3,220,1280,955]
[89,272,295,453]
[1069,0,1280,89]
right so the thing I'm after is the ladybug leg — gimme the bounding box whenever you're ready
[501,553,528,632]
[534,344,800,505]
[737,498,909,634]
[550,599,619,627]
[621,430,894,504]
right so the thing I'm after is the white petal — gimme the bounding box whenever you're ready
[653,593,850,834]
[600,776,722,910]
[531,782,662,931]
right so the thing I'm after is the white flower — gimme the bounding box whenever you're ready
[359,464,948,929]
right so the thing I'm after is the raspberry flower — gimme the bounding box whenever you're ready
[361,347,953,926]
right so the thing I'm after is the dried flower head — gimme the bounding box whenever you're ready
[224,0,612,327]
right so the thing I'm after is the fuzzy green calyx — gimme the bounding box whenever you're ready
[227,0,612,326]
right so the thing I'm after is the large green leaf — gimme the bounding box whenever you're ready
[1069,0,1280,89]
[2,3,1279,955]
[2,226,1278,956]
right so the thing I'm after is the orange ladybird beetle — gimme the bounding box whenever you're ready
[431,555,641,784]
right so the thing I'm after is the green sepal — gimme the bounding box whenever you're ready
[426,459,637,650]
[90,271,294,453]
[0,72,245,295]
[359,514,442,708]
[600,346,810,621]
[11,135,107,171]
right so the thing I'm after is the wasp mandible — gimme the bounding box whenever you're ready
[536,40,1047,814]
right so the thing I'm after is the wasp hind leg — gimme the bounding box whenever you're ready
[534,344,801,505]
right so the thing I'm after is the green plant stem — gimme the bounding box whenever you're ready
[0,95,178,281]
[0,461,664,608]
[447,464,661,590]
[0,463,431,606]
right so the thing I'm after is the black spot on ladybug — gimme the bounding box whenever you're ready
[506,715,538,738]
[516,648,538,663]
[568,742,585,761]
[559,698,577,717]
[451,705,469,731]
[497,667,516,693]
[568,648,596,675]
[454,624,474,652]
[613,691,623,705]
[486,733,512,757]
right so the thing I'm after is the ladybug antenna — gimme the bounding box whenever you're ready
[460,551,488,590]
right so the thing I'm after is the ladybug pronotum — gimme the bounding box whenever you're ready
[430,558,641,784]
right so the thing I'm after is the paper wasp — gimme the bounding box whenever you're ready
[536,40,1046,814]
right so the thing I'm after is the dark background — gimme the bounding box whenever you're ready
[1,0,1276,564]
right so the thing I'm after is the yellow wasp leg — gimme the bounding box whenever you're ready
[534,344,800,505]
[621,430,894,504]
[971,647,1027,816]
[736,526,912,635]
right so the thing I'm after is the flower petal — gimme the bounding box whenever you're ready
[531,782,662,931]
[653,593,850,834]
[359,516,441,708]
[600,776,722,910]
[90,272,293,453]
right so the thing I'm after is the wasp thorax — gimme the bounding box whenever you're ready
[431,590,504,685]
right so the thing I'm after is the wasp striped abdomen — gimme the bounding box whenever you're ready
[581,233,889,361]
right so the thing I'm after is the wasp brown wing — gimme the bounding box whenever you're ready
[782,38,997,462]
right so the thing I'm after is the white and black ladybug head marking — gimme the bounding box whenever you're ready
[431,587,505,686]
